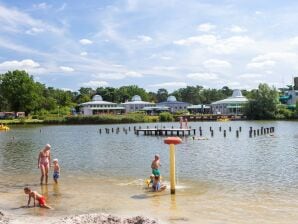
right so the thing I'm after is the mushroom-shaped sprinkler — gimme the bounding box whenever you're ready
[164,137,182,194]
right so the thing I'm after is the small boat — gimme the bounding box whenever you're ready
[0,125,10,131]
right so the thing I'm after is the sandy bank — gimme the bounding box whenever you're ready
[55,213,158,224]
[0,211,158,224]
[0,211,9,224]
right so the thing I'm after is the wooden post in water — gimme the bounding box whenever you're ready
[164,137,182,195]
[236,130,239,138]
[223,130,226,137]
[229,127,231,132]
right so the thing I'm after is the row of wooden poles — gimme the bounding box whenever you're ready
[97,125,275,138]
[248,126,275,137]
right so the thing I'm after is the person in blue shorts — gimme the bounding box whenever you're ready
[52,159,60,184]
[152,175,166,192]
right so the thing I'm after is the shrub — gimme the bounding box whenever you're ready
[159,112,174,122]
[276,106,295,119]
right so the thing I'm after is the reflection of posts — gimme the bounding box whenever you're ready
[164,137,182,194]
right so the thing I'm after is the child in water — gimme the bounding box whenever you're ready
[152,175,166,192]
[24,187,51,209]
[53,159,60,184]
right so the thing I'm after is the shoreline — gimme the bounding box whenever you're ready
[0,210,159,224]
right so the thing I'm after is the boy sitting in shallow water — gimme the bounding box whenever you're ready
[152,175,166,192]
[24,187,51,209]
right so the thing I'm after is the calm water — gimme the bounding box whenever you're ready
[0,121,297,223]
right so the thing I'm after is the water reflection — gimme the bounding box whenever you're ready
[0,122,297,223]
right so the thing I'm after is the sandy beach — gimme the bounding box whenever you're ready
[0,211,158,224]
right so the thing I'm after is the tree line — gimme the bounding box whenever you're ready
[0,70,297,119]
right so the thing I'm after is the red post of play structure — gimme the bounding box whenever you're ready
[164,137,182,194]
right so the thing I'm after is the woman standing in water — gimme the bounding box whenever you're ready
[38,144,51,185]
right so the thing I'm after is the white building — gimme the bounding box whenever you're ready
[121,95,155,113]
[157,96,190,113]
[211,89,248,115]
[80,95,125,115]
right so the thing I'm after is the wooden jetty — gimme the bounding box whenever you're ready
[135,128,196,136]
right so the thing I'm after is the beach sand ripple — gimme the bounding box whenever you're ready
[0,211,9,224]
[55,213,158,224]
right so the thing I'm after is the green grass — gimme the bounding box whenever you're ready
[0,119,44,124]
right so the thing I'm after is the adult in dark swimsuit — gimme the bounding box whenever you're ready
[38,144,51,185]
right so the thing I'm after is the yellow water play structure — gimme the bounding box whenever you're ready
[164,137,182,194]
[0,124,10,131]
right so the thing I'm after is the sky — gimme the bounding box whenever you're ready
[0,0,298,92]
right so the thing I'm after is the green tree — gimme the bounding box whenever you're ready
[156,88,168,102]
[96,87,118,102]
[244,83,279,119]
[0,70,43,114]
[116,85,149,102]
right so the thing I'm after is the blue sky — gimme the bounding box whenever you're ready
[0,0,297,92]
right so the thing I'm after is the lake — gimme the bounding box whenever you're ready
[0,121,297,223]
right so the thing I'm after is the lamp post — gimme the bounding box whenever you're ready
[164,137,182,194]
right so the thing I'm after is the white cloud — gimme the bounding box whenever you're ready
[238,73,263,79]
[214,36,255,54]
[0,59,39,70]
[153,66,177,71]
[289,36,298,46]
[197,23,216,32]
[92,71,142,80]
[174,34,254,54]
[160,56,172,60]
[57,3,67,12]
[246,60,276,69]
[187,72,218,80]
[60,66,74,72]
[0,59,46,74]
[82,80,108,88]
[80,52,88,56]
[125,71,142,77]
[174,34,217,46]
[203,59,231,69]
[137,35,152,42]
[79,39,93,45]
[252,52,298,63]
[0,5,63,34]
[229,25,247,33]
[149,82,187,88]
[33,3,51,10]
[26,27,44,35]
